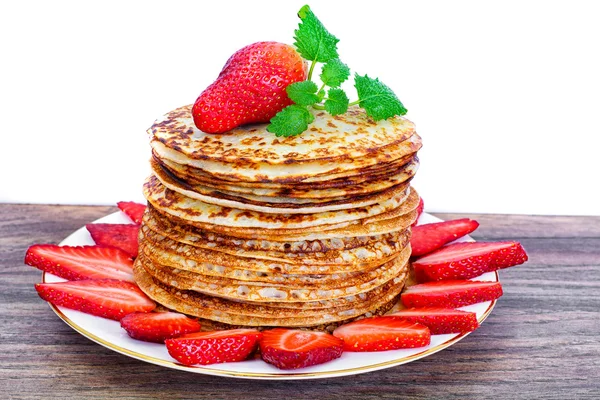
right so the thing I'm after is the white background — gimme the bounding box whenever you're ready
[1,0,599,215]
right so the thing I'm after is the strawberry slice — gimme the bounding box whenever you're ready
[411,196,425,226]
[35,279,155,320]
[411,218,479,257]
[389,307,479,334]
[117,201,146,224]
[166,329,261,366]
[25,244,134,282]
[401,280,503,308]
[333,316,430,352]
[413,241,528,281]
[120,312,201,343]
[86,223,139,258]
[260,328,344,370]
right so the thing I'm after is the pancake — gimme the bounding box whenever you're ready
[144,207,410,255]
[141,215,411,267]
[152,156,419,202]
[151,158,415,213]
[138,247,400,290]
[148,203,418,241]
[134,261,406,328]
[136,104,422,331]
[144,174,412,228]
[149,105,419,182]
[157,154,420,197]
[144,186,419,239]
[138,245,410,302]
[139,228,410,285]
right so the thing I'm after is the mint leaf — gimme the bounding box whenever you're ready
[267,105,314,137]
[320,59,350,88]
[354,74,407,120]
[324,88,349,115]
[286,80,319,106]
[317,88,326,101]
[294,5,339,62]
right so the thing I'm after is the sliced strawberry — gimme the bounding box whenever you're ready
[25,244,134,282]
[389,307,479,334]
[86,223,139,258]
[411,197,425,226]
[117,201,146,224]
[411,218,479,257]
[333,316,430,352]
[260,328,344,370]
[120,312,201,343]
[35,279,155,320]
[413,241,528,281]
[401,280,503,308]
[166,329,261,366]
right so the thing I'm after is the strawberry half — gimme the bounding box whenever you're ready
[259,328,343,370]
[389,308,479,334]
[413,241,528,281]
[117,201,146,224]
[25,244,134,282]
[401,280,503,308]
[166,329,261,366]
[35,279,155,320]
[333,316,430,352]
[192,41,307,134]
[120,312,201,343]
[410,218,479,257]
[86,223,139,258]
[411,196,425,226]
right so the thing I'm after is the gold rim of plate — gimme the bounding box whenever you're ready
[42,270,498,379]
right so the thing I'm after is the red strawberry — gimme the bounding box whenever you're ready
[333,316,430,352]
[411,218,479,257]
[166,329,261,366]
[260,328,343,370]
[86,223,139,258]
[35,279,155,320]
[413,241,528,281]
[411,196,425,226]
[401,280,503,308]
[192,41,307,134]
[117,201,146,224]
[389,307,479,334]
[120,312,201,343]
[25,244,134,282]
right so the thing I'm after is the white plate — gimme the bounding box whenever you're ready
[42,212,498,380]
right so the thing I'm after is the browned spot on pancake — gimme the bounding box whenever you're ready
[240,136,264,145]
[283,153,299,162]
[235,211,255,221]
[208,207,233,219]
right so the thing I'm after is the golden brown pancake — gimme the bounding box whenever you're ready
[141,215,411,268]
[134,261,406,328]
[135,105,422,331]
[149,105,420,183]
[137,246,410,302]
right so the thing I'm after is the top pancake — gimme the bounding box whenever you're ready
[150,105,420,183]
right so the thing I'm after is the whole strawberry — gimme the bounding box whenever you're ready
[192,41,307,134]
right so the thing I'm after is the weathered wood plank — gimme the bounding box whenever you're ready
[436,212,600,239]
[1,204,599,399]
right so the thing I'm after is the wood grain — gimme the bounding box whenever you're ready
[1,204,599,399]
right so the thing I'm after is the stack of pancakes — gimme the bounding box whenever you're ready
[134,105,422,331]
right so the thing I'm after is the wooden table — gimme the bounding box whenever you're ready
[1,204,599,399]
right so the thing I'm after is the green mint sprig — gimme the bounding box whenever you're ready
[267,5,407,137]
